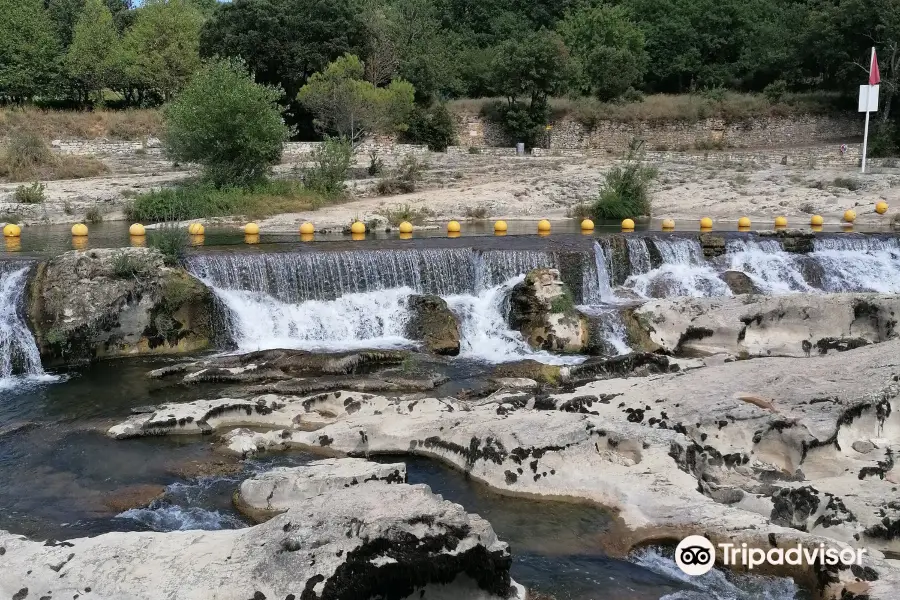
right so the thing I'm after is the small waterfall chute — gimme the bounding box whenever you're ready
[624,238,728,299]
[724,239,812,294]
[0,262,48,389]
[811,236,900,293]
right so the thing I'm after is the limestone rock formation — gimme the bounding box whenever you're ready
[235,458,407,522]
[405,294,461,356]
[719,270,760,295]
[27,248,213,364]
[509,268,588,353]
[634,293,899,357]
[0,477,524,600]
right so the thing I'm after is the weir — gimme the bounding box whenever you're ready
[0,261,45,387]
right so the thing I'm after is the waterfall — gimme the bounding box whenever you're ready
[724,239,812,294]
[582,242,614,304]
[625,238,728,299]
[0,262,47,389]
[811,236,900,293]
[625,238,652,275]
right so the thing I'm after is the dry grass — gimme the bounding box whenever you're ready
[0,149,108,182]
[0,107,162,140]
[449,92,842,126]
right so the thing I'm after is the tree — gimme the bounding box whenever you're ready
[46,0,133,48]
[199,0,367,100]
[65,0,121,102]
[164,58,290,187]
[489,29,570,145]
[297,54,416,146]
[121,0,203,101]
[559,4,648,100]
[0,0,61,101]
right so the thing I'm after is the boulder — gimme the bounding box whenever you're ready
[405,294,461,356]
[27,248,213,365]
[698,233,727,258]
[235,458,407,522]
[719,270,760,295]
[101,484,166,513]
[0,479,523,600]
[508,268,588,353]
[633,293,900,357]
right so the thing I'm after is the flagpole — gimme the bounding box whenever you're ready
[862,46,875,174]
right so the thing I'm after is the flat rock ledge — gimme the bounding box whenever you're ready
[236,458,407,522]
[0,462,524,600]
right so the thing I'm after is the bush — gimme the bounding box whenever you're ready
[148,225,188,266]
[112,251,152,279]
[868,121,899,158]
[591,139,656,220]
[832,177,862,191]
[378,203,430,225]
[0,128,54,180]
[85,206,103,223]
[367,150,384,176]
[402,103,456,151]
[164,58,290,187]
[464,206,488,219]
[377,154,426,195]
[304,136,352,196]
[483,99,549,148]
[763,80,788,103]
[13,181,45,204]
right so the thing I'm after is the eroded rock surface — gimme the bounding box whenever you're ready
[28,248,213,364]
[509,268,588,353]
[0,479,523,600]
[635,293,899,357]
[406,294,461,356]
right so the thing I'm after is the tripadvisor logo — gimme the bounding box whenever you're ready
[675,535,867,576]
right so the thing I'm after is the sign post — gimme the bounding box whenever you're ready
[859,47,881,174]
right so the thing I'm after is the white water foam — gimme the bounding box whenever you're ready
[623,238,729,299]
[725,239,812,294]
[811,237,900,292]
[0,264,49,390]
[117,504,245,531]
[631,548,799,600]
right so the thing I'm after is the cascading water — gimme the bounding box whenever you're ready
[625,238,728,299]
[724,239,811,294]
[0,262,47,389]
[811,236,900,293]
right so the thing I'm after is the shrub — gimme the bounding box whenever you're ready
[464,206,488,219]
[164,58,290,187]
[13,181,45,204]
[148,224,188,266]
[468,147,481,154]
[379,203,430,225]
[832,177,862,191]
[0,128,54,180]
[566,203,592,220]
[483,99,549,148]
[868,121,899,158]
[377,154,426,195]
[85,206,104,223]
[402,103,456,151]
[591,139,656,220]
[763,80,788,103]
[367,150,384,176]
[305,136,352,196]
[112,252,152,279]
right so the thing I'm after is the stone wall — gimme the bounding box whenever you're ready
[453,110,862,152]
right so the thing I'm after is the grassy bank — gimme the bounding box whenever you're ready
[449,91,848,126]
[126,180,335,222]
[0,107,163,141]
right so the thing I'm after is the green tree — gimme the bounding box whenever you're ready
[559,4,648,100]
[164,58,290,187]
[64,0,121,102]
[297,54,416,146]
[489,28,570,145]
[0,0,61,101]
[47,0,133,48]
[121,0,203,100]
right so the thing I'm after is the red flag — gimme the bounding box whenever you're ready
[870,48,881,85]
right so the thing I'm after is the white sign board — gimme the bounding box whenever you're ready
[859,84,880,112]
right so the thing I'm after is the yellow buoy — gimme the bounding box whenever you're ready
[738,217,751,229]
[843,209,857,223]
[448,231,461,238]
[72,236,88,250]
[494,220,508,233]
[130,235,146,247]
[5,238,21,252]
[244,222,260,235]
[299,222,315,235]
[774,216,788,228]
[244,233,260,244]
[537,219,551,233]
[876,201,889,215]
[810,215,824,227]
[398,221,413,234]
[71,223,88,237]
[580,219,594,231]
[300,232,314,242]
[621,218,635,231]
[399,232,413,240]
[661,219,675,230]
[188,222,205,235]
[129,223,145,237]
[447,220,461,233]
[699,217,713,230]
[350,221,366,234]
[811,224,824,232]
[351,232,365,241]
[3,223,21,238]
[190,234,204,246]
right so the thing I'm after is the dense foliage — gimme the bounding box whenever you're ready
[0,0,897,145]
